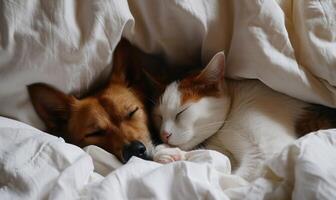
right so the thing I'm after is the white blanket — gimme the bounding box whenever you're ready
[1,117,336,199]
[1,1,336,199]
[0,0,335,129]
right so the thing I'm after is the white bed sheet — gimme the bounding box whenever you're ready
[0,0,335,129]
[1,0,336,199]
[1,117,336,200]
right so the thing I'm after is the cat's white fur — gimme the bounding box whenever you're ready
[157,82,231,150]
[153,52,308,181]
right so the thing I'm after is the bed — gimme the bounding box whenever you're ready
[0,0,336,199]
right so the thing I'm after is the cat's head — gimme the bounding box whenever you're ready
[153,52,231,150]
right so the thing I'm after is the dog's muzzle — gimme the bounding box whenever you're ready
[122,140,149,163]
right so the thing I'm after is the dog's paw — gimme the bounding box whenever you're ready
[153,145,186,164]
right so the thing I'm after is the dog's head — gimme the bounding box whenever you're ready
[28,82,153,163]
[28,40,155,163]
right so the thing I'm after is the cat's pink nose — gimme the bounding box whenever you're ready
[161,131,172,143]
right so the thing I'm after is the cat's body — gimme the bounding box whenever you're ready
[204,79,306,180]
[153,52,335,181]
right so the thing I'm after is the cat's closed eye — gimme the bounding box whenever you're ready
[175,107,189,121]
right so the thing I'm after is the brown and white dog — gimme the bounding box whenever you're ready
[28,39,169,163]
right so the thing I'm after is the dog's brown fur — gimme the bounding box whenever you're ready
[28,39,170,162]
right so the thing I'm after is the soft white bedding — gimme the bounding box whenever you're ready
[1,117,336,200]
[1,0,336,199]
[0,0,335,129]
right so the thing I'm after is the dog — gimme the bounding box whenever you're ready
[28,39,168,163]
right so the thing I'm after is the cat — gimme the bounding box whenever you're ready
[152,52,336,181]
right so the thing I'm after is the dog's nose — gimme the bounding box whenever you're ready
[161,131,172,143]
[122,140,147,163]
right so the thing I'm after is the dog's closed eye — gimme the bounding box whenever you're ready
[127,107,139,119]
[86,130,107,138]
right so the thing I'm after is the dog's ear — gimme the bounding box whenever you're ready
[142,69,166,98]
[110,39,131,84]
[27,83,74,131]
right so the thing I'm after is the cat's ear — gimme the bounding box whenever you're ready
[27,83,75,131]
[197,52,225,83]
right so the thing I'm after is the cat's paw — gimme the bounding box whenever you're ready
[153,144,186,164]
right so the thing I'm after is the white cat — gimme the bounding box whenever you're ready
[152,52,335,181]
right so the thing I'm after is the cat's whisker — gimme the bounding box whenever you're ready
[194,121,228,129]
[173,122,227,136]
[175,122,227,136]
